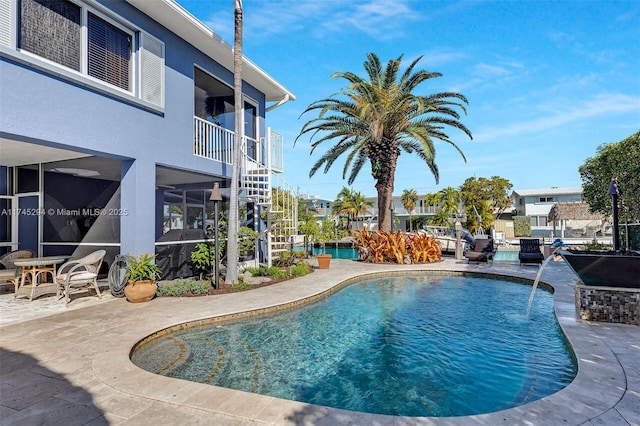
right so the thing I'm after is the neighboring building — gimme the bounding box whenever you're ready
[299,194,335,220]
[0,0,296,269]
[512,187,583,237]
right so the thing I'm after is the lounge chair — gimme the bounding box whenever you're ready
[0,249,34,290]
[464,237,496,263]
[56,250,106,305]
[518,239,544,265]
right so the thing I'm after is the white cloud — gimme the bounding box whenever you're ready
[474,93,640,143]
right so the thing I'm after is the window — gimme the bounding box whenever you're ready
[20,0,81,71]
[530,216,548,227]
[14,0,164,107]
[539,197,554,203]
[87,13,131,91]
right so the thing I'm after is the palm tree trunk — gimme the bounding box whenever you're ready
[226,0,243,284]
[376,174,395,232]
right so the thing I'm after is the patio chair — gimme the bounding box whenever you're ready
[464,237,496,263]
[0,249,34,290]
[518,239,544,265]
[56,250,106,305]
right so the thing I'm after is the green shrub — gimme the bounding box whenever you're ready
[245,266,286,279]
[190,243,213,278]
[289,262,312,277]
[231,282,251,291]
[514,216,531,237]
[273,250,308,267]
[156,279,210,297]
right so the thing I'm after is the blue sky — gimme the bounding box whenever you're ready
[177,0,640,200]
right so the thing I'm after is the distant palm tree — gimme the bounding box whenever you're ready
[296,53,472,232]
[437,186,462,217]
[424,187,462,226]
[332,187,372,231]
[351,190,373,225]
[401,188,418,232]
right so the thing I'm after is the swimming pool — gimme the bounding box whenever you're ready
[312,246,358,259]
[493,249,519,261]
[131,273,577,417]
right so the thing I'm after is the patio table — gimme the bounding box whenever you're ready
[14,256,67,301]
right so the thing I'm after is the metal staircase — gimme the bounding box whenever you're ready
[240,129,297,265]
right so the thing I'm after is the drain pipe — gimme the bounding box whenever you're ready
[266,94,291,112]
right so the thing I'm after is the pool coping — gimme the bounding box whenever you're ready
[1,259,638,425]
[93,260,637,425]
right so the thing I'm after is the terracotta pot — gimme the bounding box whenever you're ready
[124,280,157,303]
[316,254,332,269]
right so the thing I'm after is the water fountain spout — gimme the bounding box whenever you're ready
[526,255,556,317]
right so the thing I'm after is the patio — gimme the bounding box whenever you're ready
[0,259,638,425]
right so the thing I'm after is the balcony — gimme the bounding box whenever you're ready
[193,117,283,172]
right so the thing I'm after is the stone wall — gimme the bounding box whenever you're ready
[575,284,639,325]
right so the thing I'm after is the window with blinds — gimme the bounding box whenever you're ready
[14,0,164,108]
[88,13,131,91]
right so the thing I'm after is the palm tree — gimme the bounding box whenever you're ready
[296,53,472,232]
[332,187,372,231]
[437,186,462,217]
[332,187,352,224]
[424,186,462,227]
[351,190,373,226]
[226,0,243,284]
[401,188,418,232]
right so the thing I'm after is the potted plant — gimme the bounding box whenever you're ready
[314,219,335,269]
[123,253,161,303]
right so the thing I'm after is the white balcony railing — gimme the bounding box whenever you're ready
[194,117,235,165]
[194,117,282,173]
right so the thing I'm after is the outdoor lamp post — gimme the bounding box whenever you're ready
[390,204,394,233]
[210,182,223,289]
[608,177,621,252]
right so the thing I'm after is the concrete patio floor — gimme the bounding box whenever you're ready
[0,259,638,425]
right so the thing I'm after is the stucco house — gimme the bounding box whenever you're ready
[512,187,583,237]
[0,0,296,271]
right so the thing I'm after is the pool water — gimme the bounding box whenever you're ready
[131,274,577,417]
[312,246,358,259]
[493,249,519,261]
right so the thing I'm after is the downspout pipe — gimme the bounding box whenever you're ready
[266,94,290,112]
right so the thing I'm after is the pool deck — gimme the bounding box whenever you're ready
[1,259,638,425]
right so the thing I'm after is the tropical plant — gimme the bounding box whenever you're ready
[190,243,213,279]
[316,218,336,254]
[238,226,261,258]
[298,215,321,244]
[124,253,161,283]
[424,186,463,226]
[354,229,441,264]
[295,53,472,232]
[579,131,640,223]
[459,176,513,233]
[401,188,418,232]
[332,187,373,231]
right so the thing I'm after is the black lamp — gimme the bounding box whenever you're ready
[210,182,223,288]
[607,178,620,252]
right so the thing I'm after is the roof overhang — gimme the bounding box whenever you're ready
[125,0,295,104]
